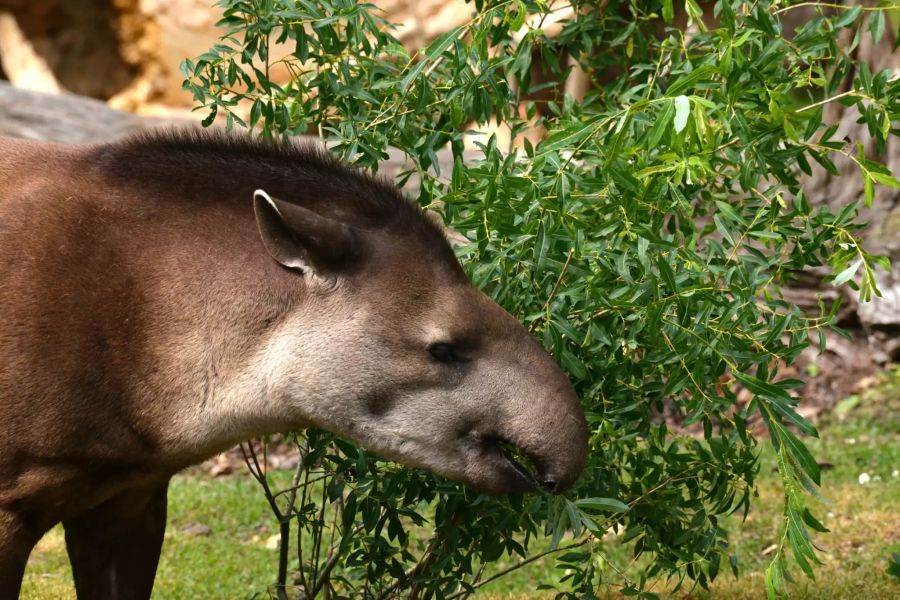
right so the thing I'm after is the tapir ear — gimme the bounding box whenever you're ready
[253,189,358,275]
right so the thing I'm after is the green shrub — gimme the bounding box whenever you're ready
[183,1,899,597]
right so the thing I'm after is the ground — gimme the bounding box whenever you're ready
[20,368,899,599]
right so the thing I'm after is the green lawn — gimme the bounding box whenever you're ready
[21,371,899,599]
[21,475,285,599]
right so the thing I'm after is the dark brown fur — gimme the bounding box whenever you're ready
[93,129,460,266]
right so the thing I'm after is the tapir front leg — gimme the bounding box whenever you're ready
[0,509,42,600]
[63,482,169,600]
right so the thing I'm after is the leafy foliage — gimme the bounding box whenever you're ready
[184,1,899,597]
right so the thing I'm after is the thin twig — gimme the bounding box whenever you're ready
[445,539,590,599]
[542,248,575,314]
[242,441,290,600]
[458,563,486,600]
[375,532,442,600]
[272,474,331,499]
[774,2,900,15]
[297,440,312,593]
[310,477,329,588]
[308,551,342,597]
[796,87,883,113]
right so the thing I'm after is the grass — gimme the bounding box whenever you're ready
[21,475,287,599]
[20,371,900,598]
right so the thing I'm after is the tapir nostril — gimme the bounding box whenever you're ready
[541,479,561,494]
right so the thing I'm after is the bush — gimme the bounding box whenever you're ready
[183,1,899,597]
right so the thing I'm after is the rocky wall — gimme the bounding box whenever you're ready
[0,0,473,110]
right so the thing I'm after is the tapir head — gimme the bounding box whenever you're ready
[251,186,588,494]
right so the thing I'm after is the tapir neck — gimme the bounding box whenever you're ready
[81,182,318,465]
[0,137,432,475]
[0,141,359,473]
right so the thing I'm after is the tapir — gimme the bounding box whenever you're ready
[0,129,588,598]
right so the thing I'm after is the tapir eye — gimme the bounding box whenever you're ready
[427,342,463,363]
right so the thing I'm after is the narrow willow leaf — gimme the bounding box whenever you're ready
[764,559,782,600]
[647,99,675,148]
[864,174,875,207]
[779,426,821,486]
[715,200,747,226]
[833,4,862,28]
[425,25,463,60]
[734,373,804,413]
[869,9,885,45]
[714,213,735,245]
[656,256,677,292]
[400,59,428,92]
[575,497,630,513]
[769,400,818,437]
[667,64,718,96]
[802,508,830,533]
[870,171,900,188]
[549,502,568,550]
[832,258,862,286]
[673,95,691,133]
[565,500,583,537]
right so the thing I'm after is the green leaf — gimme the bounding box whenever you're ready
[575,497,630,513]
[734,372,792,403]
[425,25,463,60]
[715,200,747,226]
[647,99,675,148]
[833,5,862,28]
[662,0,674,23]
[656,256,677,291]
[869,9,885,45]
[666,64,717,96]
[888,552,900,579]
[864,174,875,207]
[201,104,217,127]
[779,426,821,486]
[714,213,736,245]
[802,508,829,533]
[735,372,817,436]
[870,171,900,188]
[832,258,862,286]
[772,402,818,438]
[673,95,690,134]
[764,559,782,600]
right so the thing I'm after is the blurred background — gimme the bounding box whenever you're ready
[0,0,472,113]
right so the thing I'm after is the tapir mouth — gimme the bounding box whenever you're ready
[477,435,543,493]
[495,438,540,483]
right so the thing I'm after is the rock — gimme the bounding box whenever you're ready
[0,0,475,110]
[858,269,900,362]
[0,10,60,93]
[208,453,234,478]
[0,80,150,142]
[0,0,137,99]
[179,522,212,537]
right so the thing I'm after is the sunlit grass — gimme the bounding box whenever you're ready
[21,475,288,600]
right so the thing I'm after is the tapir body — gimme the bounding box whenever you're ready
[0,130,587,598]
